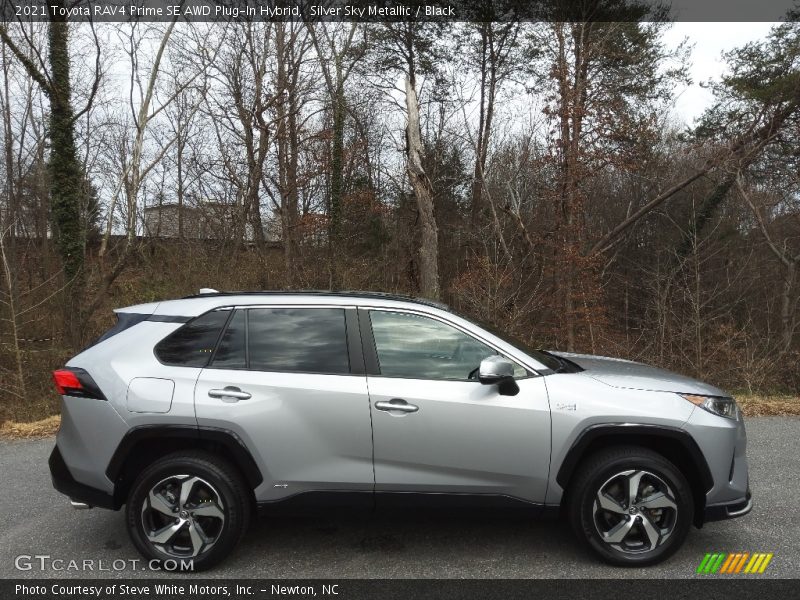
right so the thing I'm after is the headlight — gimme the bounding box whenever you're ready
[680,394,739,419]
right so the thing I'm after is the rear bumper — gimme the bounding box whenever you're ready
[704,489,752,523]
[49,446,118,510]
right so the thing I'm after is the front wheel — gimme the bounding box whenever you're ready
[125,451,251,571]
[568,446,693,566]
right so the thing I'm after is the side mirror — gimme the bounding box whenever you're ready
[478,356,519,396]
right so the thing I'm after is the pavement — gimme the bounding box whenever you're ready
[0,417,797,579]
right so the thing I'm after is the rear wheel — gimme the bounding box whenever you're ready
[126,451,251,571]
[568,446,693,566]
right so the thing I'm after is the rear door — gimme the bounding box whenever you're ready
[362,308,551,504]
[194,305,374,501]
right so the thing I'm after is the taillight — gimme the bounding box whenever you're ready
[52,368,106,400]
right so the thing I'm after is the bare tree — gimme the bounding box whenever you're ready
[737,174,800,352]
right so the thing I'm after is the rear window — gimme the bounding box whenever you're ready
[155,309,231,367]
[206,307,350,375]
[248,308,349,374]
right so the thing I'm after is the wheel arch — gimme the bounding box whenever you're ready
[556,423,713,527]
[107,425,263,508]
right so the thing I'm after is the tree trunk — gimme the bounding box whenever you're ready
[782,262,796,352]
[48,7,85,284]
[330,74,345,246]
[276,24,300,287]
[176,123,184,239]
[404,74,440,300]
[328,74,345,289]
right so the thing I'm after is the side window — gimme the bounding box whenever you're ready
[211,309,246,369]
[369,311,525,380]
[155,309,230,367]
[248,308,350,374]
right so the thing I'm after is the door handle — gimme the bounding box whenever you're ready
[208,386,251,400]
[375,399,419,413]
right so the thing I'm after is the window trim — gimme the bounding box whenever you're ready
[360,307,534,382]
[202,305,363,377]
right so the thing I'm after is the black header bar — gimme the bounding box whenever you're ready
[0,0,796,23]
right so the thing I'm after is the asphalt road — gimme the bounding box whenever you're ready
[1,417,798,579]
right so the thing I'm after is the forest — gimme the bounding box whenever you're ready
[1,5,799,422]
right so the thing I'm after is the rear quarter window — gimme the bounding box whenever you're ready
[154,309,231,367]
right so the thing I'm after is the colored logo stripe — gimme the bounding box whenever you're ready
[733,553,749,573]
[699,552,773,574]
[698,553,728,573]
[697,553,713,573]
[720,553,736,573]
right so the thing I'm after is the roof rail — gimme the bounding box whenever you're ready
[181,289,449,310]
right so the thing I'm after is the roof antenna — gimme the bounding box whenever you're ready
[198,288,219,295]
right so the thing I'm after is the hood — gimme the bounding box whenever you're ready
[550,351,728,397]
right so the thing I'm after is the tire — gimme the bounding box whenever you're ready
[125,450,251,572]
[567,445,693,566]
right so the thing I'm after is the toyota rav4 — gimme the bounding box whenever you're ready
[49,290,751,570]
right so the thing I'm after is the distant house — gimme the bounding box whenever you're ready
[144,202,325,245]
[144,203,201,238]
[144,202,242,240]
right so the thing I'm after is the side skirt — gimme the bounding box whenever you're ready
[256,490,559,519]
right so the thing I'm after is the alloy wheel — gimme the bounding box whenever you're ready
[592,469,678,554]
[140,474,226,558]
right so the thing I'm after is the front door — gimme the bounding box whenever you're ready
[364,309,551,504]
[194,306,374,501]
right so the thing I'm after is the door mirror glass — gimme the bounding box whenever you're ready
[478,356,519,396]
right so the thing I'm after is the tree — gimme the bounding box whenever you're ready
[206,22,278,249]
[461,20,522,227]
[525,14,689,349]
[307,22,365,287]
[367,23,446,300]
[0,4,100,284]
[273,21,312,287]
[590,21,800,257]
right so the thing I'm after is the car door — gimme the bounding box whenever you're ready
[363,308,551,504]
[194,305,374,502]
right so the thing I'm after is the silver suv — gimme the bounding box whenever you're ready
[49,290,751,570]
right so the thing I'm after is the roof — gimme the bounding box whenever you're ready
[180,289,449,311]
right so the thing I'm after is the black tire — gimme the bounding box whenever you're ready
[567,445,693,567]
[125,450,251,572]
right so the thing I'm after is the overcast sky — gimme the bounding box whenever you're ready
[664,22,778,125]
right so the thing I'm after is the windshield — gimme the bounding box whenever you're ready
[453,311,563,372]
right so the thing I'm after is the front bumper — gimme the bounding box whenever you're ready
[49,446,118,510]
[704,489,752,522]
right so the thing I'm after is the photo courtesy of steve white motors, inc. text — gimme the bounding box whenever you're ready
[14,583,295,598]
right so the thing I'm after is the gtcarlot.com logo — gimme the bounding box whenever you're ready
[14,554,193,572]
[696,552,774,574]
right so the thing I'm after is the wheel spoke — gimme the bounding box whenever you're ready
[178,476,200,508]
[639,491,677,511]
[626,470,644,506]
[596,491,627,515]
[602,517,635,544]
[639,515,661,550]
[148,490,176,517]
[187,521,210,557]
[147,520,184,544]
[192,502,224,520]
